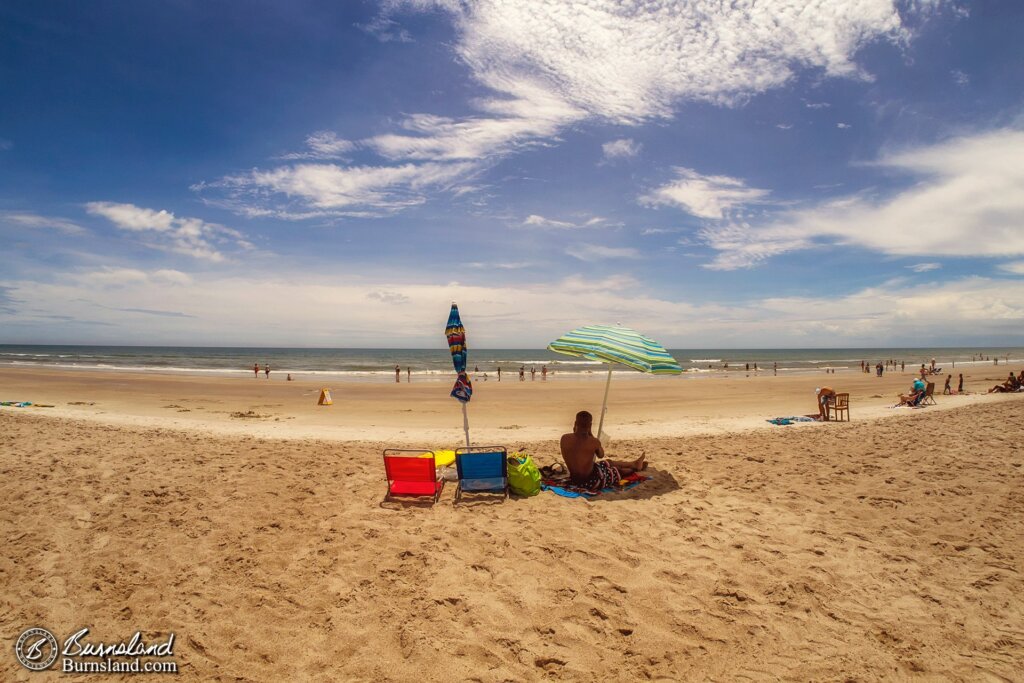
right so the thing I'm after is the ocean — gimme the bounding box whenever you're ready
[1,345,1022,382]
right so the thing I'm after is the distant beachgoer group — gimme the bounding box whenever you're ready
[988,370,1023,394]
[253,362,270,379]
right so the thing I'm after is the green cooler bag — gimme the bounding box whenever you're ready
[507,453,542,497]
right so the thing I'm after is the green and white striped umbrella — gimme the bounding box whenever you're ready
[547,324,681,441]
[547,324,682,374]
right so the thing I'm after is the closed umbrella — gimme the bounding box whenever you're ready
[547,324,681,441]
[445,303,472,447]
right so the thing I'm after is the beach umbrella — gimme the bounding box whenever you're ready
[547,324,681,441]
[445,302,473,447]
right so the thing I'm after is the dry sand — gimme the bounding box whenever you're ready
[0,364,1015,443]
[0,367,1022,681]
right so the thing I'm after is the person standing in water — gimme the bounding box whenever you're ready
[264,363,270,379]
[394,364,400,383]
[253,362,259,378]
[497,366,501,382]
[406,367,411,383]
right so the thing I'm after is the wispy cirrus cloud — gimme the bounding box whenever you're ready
[566,244,640,261]
[522,214,609,229]
[640,168,772,219]
[197,0,930,219]
[85,202,252,262]
[278,131,356,160]
[909,262,941,273]
[75,267,194,288]
[698,128,1024,270]
[0,212,87,235]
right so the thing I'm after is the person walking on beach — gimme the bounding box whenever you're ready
[264,363,270,379]
[943,375,952,395]
[901,360,905,372]
[519,366,525,381]
[253,362,259,378]
[497,366,501,382]
[531,366,536,381]
[394,364,400,383]
[542,365,548,380]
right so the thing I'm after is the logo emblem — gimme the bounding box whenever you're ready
[15,628,58,671]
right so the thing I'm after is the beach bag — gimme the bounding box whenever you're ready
[507,453,542,497]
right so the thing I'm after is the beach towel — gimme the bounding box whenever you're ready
[541,472,649,499]
[766,416,816,425]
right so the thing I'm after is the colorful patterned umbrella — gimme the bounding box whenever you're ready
[548,324,681,441]
[445,303,472,445]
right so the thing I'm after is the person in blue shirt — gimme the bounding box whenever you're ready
[899,378,927,405]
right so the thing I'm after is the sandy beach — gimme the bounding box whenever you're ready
[0,363,1016,443]
[0,366,1022,680]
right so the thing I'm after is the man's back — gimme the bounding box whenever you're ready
[560,432,601,483]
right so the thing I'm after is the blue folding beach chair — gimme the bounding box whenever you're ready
[454,446,508,502]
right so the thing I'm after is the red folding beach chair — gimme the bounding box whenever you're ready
[383,449,444,504]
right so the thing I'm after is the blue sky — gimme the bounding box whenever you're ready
[2,0,1023,347]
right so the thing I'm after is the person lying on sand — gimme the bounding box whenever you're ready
[560,411,645,489]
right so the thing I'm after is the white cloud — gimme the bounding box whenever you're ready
[602,138,641,161]
[999,261,1024,275]
[522,214,609,229]
[837,122,852,129]
[0,212,87,235]
[75,267,193,288]
[467,261,535,270]
[805,101,831,109]
[357,15,413,43]
[951,69,969,87]
[909,262,941,273]
[4,271,1023,347]
[86,202,251,262]
[566,244,641,261]
[409,0,910,122]
[366,290,410,304]
[280,132,357,160]
[200,0,929,219]
[775,123,793,130]
[699,128,1024,269]
[523,214,574,229]
[198,161,475,218]
[641,167,772,219]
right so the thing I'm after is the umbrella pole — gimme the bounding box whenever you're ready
[597,365,613,441]
[461,402,470,448]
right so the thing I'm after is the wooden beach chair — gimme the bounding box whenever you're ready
[922,382,937,406]
[827,393,850,422]
[454,446,508,502]
[383,449,444,504]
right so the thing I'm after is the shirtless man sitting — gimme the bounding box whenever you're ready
[560,411,645,490]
